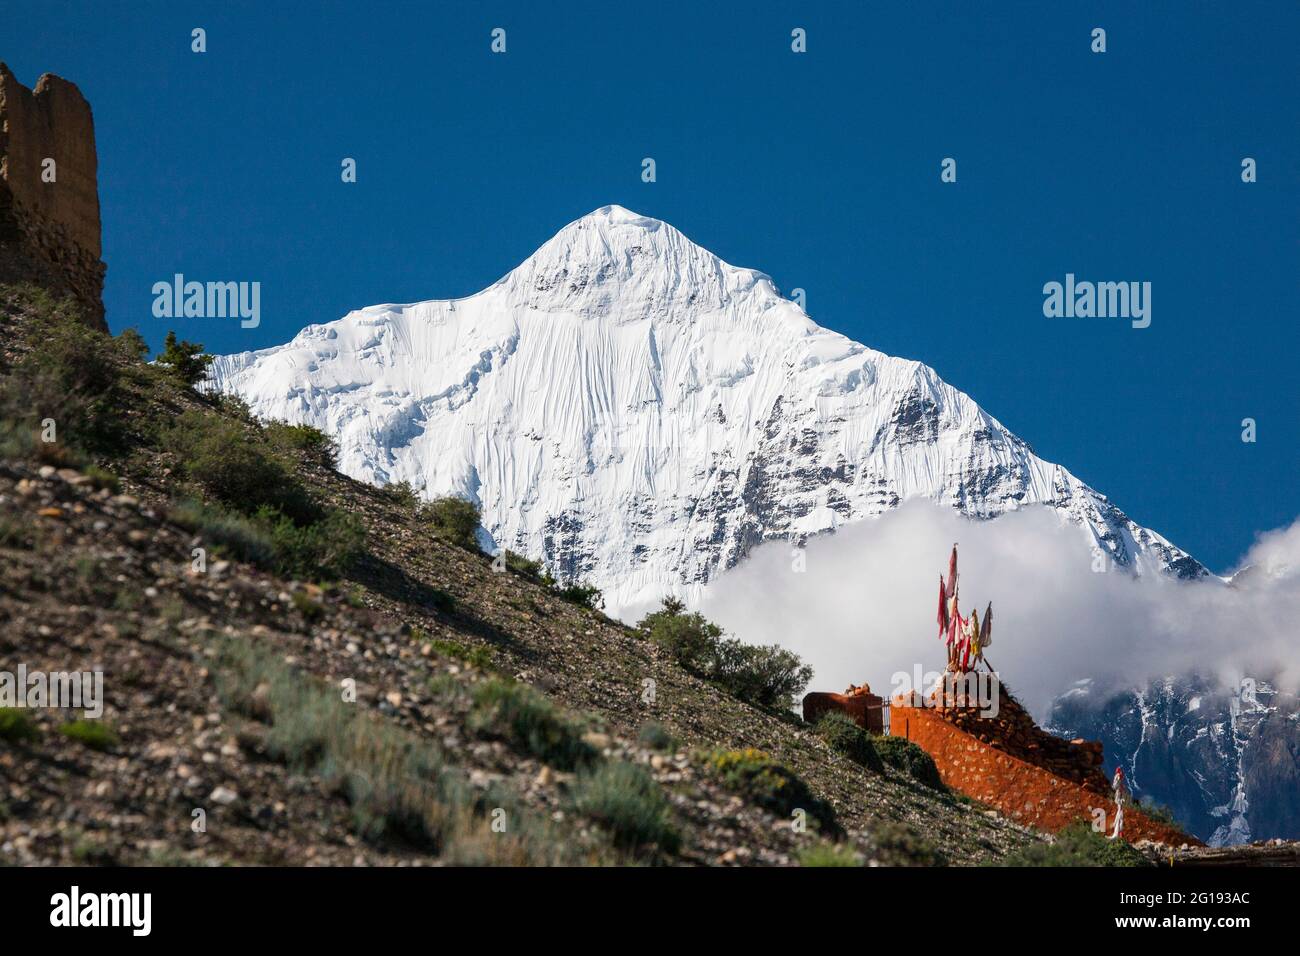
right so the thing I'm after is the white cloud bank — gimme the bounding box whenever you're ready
[695,500,1300,719]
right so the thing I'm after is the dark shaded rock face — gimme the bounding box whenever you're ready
[0,63,106,330]
[1048,675,1300,845]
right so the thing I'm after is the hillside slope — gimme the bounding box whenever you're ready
[0,283,1039,866]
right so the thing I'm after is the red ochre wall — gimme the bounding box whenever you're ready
[890,702,1200,846]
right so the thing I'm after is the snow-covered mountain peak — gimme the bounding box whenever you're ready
[210,207,1207,611]
[573,203,665,230]
[496,205,783,321]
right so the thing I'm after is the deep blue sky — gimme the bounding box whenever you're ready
[5,1,1296,573]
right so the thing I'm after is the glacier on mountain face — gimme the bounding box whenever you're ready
[209,204,1206,615]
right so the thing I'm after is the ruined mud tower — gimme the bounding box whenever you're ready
[0,63,107,330]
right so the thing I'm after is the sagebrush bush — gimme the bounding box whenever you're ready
[468,677,596,770]
[170,498,363,581]
[170,499,277,568]
[873,734,946,791]
[213,636,604,862]
[870,820,948,867]
[799,842,860,867]
[0,515,35,550]
[815,712,884,772]
[425,636,494,670]
[0,300,150,458]
[214,636,452,846]
[705,748,838,834]
[573,761,681,854]
[636,720,677,752]
[82,464,120,492]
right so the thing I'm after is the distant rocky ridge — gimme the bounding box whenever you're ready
[0,63,106,330]
[1048,675,1300,847]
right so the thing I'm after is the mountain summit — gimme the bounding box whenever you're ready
[210,206,1206,611]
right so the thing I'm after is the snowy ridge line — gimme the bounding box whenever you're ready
[210,204,1207,613]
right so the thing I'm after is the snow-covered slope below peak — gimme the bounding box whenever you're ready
[210,205,1207,612]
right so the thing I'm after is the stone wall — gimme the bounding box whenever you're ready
[0,63,106,329]
[891,694,1200,846]
[908,682,1110,791]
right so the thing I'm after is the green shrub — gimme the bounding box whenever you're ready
[0,708,39,744]
[870,820,947,866]
[58,719,119,751]
[873,735,945,791]
[1002,821,1150,867]
[0,308,146,457]
[156,330,214,386]
[637,721,678,752]
[426,636,494,670]
[82,464,120,493]
[213,637,453,846]
[503,550,544,580]
[554,581,604,610]
[468,677,596,770]
[384,480,420,508]
[1136,797,1182,829]
[799,842,860,867]
[264,420,339,469]
[169,499,277,567]
[213,640,593,863]
[420,496,481,550]
[291,590,325,621]
[0,516,35,550]
[255,505,366,581]
[165,411,315,522]
[815,712,884,772]
[705,748,837,833]
[170,498,363,582]
[573,761,681,854]
[637,598,813,711]
[0,418,39,461]
[710,638,813,711]
[638,598,724,673]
